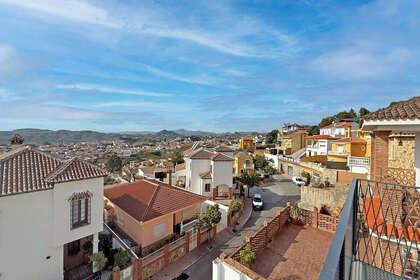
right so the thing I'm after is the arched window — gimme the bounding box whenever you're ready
[69,191,93,229]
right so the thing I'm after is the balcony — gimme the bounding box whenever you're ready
[348,156,370,167]
[320,178,420,280]
[328,150,349,156]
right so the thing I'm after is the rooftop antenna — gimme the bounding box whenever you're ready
[192,141,199,151]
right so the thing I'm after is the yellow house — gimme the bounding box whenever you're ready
[345,128,372,156]
[278,131,307,155]
[239,137,253,150]
[327,137,368,163]
[233,152,254,176]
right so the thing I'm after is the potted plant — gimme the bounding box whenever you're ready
[89,251,107,275]
[239,244,256,268]
[290,201,300,225]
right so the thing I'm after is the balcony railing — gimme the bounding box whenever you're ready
[347,156,370,167]
[320,178,419,280]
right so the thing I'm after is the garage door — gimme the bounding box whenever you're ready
[288,166,293,177]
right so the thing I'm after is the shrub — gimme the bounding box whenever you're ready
[240,244,256,267]
[290,201,299,218]
[320,205,331,216]
[89,251,108,271]
[114,250,131,270]
[194,204,222,230]
[228,199,242,214]
[301,171,310,179]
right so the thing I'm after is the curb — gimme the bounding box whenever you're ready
[233,198,253,232]
[181,198,254,276]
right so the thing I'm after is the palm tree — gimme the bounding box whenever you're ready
[239,172,262,197]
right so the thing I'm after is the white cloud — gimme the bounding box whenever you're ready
[57,84,171,97]
[309,48,412,79]
[95,101,188,111]
[0,0,122,28]
[0,88,17,99]
[138,63,217,85]
[0,0,296,58]
[0,44,33,77]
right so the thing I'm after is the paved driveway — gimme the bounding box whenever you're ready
[180,175,301,280]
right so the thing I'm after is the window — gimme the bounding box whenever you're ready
[67,240,80,256]
[153,222,166,239]
[205,183,211,192]
[70,197,91,229]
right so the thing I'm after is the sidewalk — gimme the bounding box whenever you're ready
[152,197,252,280]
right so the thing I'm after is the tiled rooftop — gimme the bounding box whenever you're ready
[363,96,420,121]
[252,224,333,280]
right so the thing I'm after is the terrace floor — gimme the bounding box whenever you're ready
[252,224,333,280]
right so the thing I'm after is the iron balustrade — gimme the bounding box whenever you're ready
[320,178,420,280]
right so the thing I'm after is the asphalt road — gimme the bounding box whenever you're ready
[180,175,301,280]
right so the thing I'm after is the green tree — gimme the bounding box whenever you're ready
[194,204,222,230]
[169,151,184,165]
[240,172,262,197]
[265,129,278,144]
[228,199,242,214]
[240,244,256,267]
[359,107,370,117]
[254,155,273,170]
[264,164,276,175]
[254,155,266,169]
[113,250,131,269]
[106,155,122,172]
[89,251,108,271]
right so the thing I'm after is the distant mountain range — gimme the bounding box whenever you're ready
[0,128,260,144]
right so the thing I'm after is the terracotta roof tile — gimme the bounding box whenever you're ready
[363,96,420,121]
[332,137,366,144]
[199,171,212,179]
[211,153,234,161]
[307,135,336,140]
[320,122,355,130]
[104,179,206,222]
[188,148,214,159]
[215,145,233,152]
[45,158,108,184]
[175,163,185,172]
[0,146,108,197]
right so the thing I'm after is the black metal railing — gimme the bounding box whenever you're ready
[319,178,420,280]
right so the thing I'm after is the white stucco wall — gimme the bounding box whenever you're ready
[203,200,228,232]
[264,153,279,169]
[212,258,253,280]
[212,161,233,189]
[190,159,212,195]
[53,177,104,247]
[0,190,63,280]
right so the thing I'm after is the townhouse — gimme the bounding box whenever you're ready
[0,145,108,280]
[104,179,206,255]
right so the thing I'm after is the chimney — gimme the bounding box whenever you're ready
[166,170,173,186]
[9,134,24,146]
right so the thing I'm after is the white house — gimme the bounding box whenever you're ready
[0,146,108,280]
[319,121,359,138]
[305,135,337,156]
[183,146,234,200]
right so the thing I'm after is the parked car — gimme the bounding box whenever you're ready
[292,176,305,186]
[252,193,263,210]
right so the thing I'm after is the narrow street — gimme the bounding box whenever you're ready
[181,175,301,280]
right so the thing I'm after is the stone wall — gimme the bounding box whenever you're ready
[300,185,349,210]
[388,135,415,170]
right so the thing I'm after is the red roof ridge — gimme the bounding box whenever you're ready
[141,182,160,222]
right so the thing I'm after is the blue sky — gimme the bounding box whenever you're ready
[0,0,419,132]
